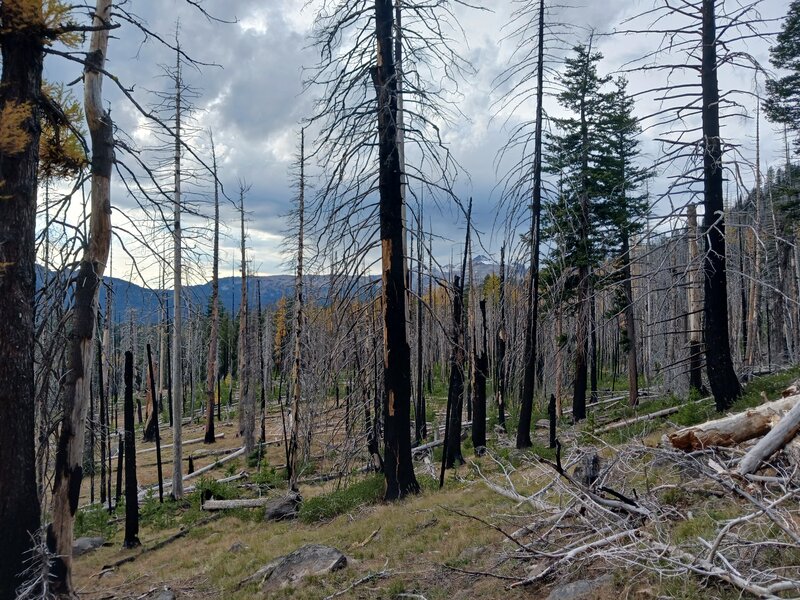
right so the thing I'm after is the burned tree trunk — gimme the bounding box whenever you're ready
[49,1,114,594]
[374,0,419,500]
[495,245,507,431]
[517,0,546,448]
[687,204,704,393]
[443,275,466,470]
[472,299,488,452]
[0,2,44,596]
[204,133,220,444]
[288,132,305,491]
[701,0,741,410]
[123,352,140,548]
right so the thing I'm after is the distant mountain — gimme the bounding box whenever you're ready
[37,254,521,324]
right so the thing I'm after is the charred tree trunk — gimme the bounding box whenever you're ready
[621,235,639,406]
[49,2,114,594]
[204,135,219,444]
[171,46,184,500]
[0,2,44,595]
[374,0,419,500]
[146,344,164,502]
[517,0,545,448]
[443,276,466,470]
[288,132,305,491]
[237,185,254,456]
[701,0,741,410]
[123,352,140,548]
[495,245,507,431]
[415,204,426,443]
[472,299,488,452]
[687,204,705,393]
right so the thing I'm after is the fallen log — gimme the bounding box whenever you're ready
[136,433,224,455]
[138,446,246,501]
[202,498,271,510]
[739,398,800,475]
[669,395,800,451]
[596,403,696,434]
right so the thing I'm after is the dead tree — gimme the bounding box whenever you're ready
[48,1,114,594]
[122,352,140,548]
[618,0,776,409]
[204,132,220,443]
[307,0,476,499]
[237,181,255,456]
[287,133,305,491]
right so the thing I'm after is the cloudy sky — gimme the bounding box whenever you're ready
[43,0,791,286]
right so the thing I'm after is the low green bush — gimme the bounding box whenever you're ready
[299,474,384,523]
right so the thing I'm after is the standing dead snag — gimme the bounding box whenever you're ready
[237,182,255,457]
[123,352,140,549]
[517,0,546,448]
[171,41,184,500]
[288,131,305,491]
[700,0,741,409]
[204,132,220,445]
[374,0,419,500]
[686,204,704,394]
[0,2,44,596]
[49,0,114,595]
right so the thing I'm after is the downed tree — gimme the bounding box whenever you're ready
[202,498,271,510]
[669,395,800,451]
[738,398,800,475]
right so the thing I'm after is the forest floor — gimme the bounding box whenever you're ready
[71,367,800,599]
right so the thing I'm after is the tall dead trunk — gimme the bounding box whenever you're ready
[204,134,219,444]
[288,131,305,491]
[701,0,741,410]
[621,234,639,406]
[122,352,140,548]
[237,185,254,456]
[171,45,184,500]
[495,245,507,431]
[48,1,113,594]
[374,0,419,500]
[471,298,488,451]
[0,2,44,596]
[517,0,545,447]
[687,204,704,392]
[415,203,426,443]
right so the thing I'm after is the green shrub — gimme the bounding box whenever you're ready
[299,474,384,523]
[674,400,708,427]
[74,504,116,539]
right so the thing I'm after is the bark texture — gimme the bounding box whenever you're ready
[374,0,419,500]
[0,2,44,597]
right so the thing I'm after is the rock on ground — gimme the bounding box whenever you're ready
[72,537,105,556]
[264,492,302,521]
[241,544,347,591]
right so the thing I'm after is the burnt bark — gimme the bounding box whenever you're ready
[701,0,741,410]
[123,352,140,548]
[471,299,488,452]
[517,0,546,447]
[0,3,44,597]
[374,0,419,500]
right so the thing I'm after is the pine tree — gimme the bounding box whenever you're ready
[545,42,611,421]
[765,1,800,148]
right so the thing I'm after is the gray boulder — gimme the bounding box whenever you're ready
[242,544,347,591]
[72,537,105,556]
[264,492,301,521]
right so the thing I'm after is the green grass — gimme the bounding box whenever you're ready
[298,474,384,523]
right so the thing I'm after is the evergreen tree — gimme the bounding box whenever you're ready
[765,1,800,149]
[545,42,610,421]
[601,77,651,406]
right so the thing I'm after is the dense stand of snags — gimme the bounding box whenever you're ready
[4,0,800,597]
